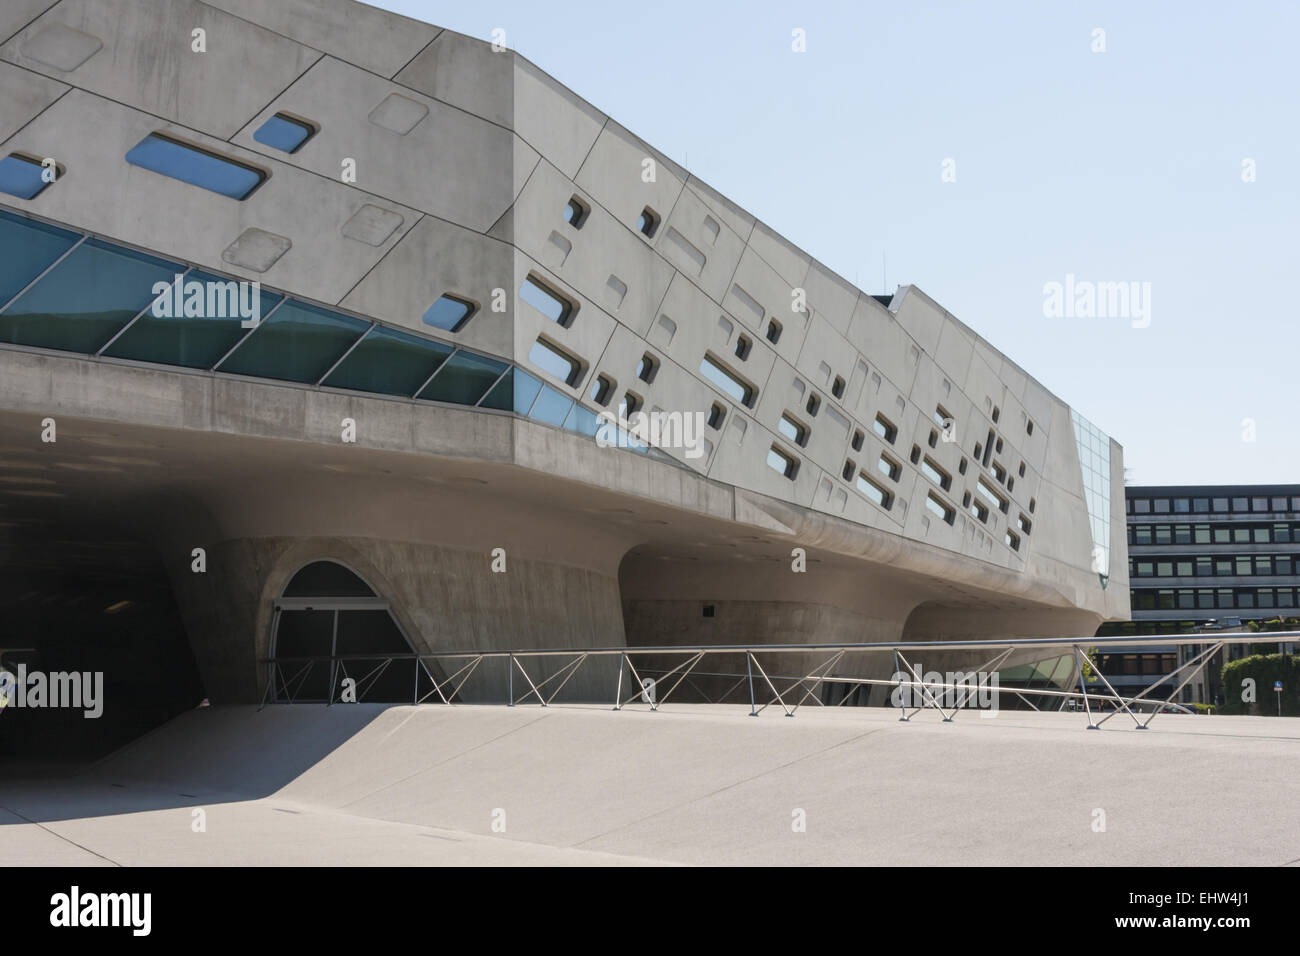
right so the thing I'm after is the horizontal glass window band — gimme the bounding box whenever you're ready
[323,325,452,396]
[0,209,79,306]
[102,271,283,369]
[0,238,181,354]
[216,299,370,383]
[125,133,265,200]
[417,349,508,405]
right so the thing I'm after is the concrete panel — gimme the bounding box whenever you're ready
[0,60,66,142]
[513,57,604,180]
[340,214,513,360]
[0,1,57,46]
[513,250,617,392]
[652,183,746,303]
[202,0,440,78]
[847,294,916,390]
[0,0,321,139]
[395,30,511,127]
[230,56,529,232]
[801,261,859,337]
[747,219,811,289]
[507,159,675,340]
[4,91,419,305]
[683,175,754,242]
[576,121,685,241]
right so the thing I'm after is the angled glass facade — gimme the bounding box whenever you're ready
[1071,409,1112,587]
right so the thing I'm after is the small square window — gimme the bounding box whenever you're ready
[842,459,855,481]
[851,429,864,451]
[563,195,589,228]
[636,352,658,384]
[702,604,716,618]
[992,406,1000,423]
[766,319,782,344]
[958,457,968,475]
[734,334,751,360]
[928,429,938,449]
[873,414,896,444]
[707,402,725,429]
[878,454,901,481]
[637,206,660,238]
[619,391,642,417]
[831,376,845,399]
[806,393,821,416]
[1018,461,1026,477]
[1026,419,1034,435]
[589,373,614,406]
[253,113,316,154]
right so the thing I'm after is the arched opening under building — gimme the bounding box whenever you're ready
[269,560,437,704]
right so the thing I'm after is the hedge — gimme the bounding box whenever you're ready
[1219,653,1300,716]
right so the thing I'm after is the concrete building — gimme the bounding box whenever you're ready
[1098,484,1300,704]
[0,0,1127,722]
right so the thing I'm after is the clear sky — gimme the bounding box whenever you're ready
[373,0,1299,486]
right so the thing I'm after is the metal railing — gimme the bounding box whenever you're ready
[259,631,1294,730]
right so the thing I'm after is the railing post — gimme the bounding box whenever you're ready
[747,652,757,717]
[614,652,625,711]
[894,649,908,721]
[508,653,514,707]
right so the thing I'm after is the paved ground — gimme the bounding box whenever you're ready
[2,702,1298,865]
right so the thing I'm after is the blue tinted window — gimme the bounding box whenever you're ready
[528,338,580,385]
[104,271,282,369]
[253,114,315,154]
[422,295,474,332]
[699,355,754,406]
[125,133,265,200]
[322,325,452,396]
[217,300,368,382]
[519,276,573,325]
[0,155,51,200]
[478,367,516,411]
[0,209,78,306]
[418,350,508,405]
[563,403,601,438]
[530,385,574,427]
[0,239,180,353]
[483,368,543,414]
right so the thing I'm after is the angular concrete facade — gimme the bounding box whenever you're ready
[0,0,1128,704]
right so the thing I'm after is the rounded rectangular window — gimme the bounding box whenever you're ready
[126,133,266,200]
[856,472,892,509]
[0,154,54,200]
[528,337,582,386]
[253,113,316,154]
[925,493,955,525]
[778,412,809,447]
[563,195,589,228]
[699,354,756,407]
[520,275,575,326]
[421,294,475,332]
[767,445,798,479]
